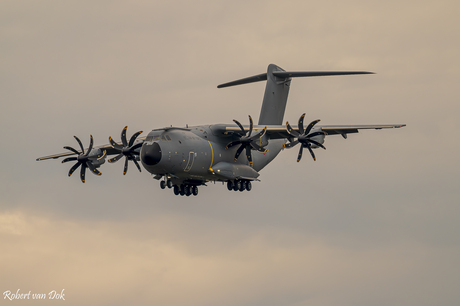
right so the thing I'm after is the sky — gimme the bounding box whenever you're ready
[1,0,459,305]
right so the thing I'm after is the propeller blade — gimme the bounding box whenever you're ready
[121,126,128,147]
[245,146,253,165]
[233,119,246,135]
[68,161,81,177]
[297,145,304,162]
[282,140,299,148]
[225,140,242,150]
[130,142,143,151]
[298,113,306,134]
[97,150,107,161]
[234,145,245,162]
[248,115,253,136]
[87,162,102,176]
[109,136,123,150]
[62,157,78,164]
[128,131,143,147]
[286,122,300,137]
[308,139,326,150]
[123,157,129,175]
[74,136,85,154]
[132,158,142,172]
[307,131,328,138]
[108,153,124,163]
[305,119,320,135]
[306,143,316,161]
[80,163,87,183]
[84,135,94,157]
[63,146,80,155]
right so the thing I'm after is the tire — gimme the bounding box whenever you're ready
[167,180,173,188]
[239,180,245,192]
[173,185,180,195]
[234,180,241,191]
[245,180,252,191]
[185,185,191,197]
[227,181,234,191]
[160,181,166,189]
[192,185,198,196]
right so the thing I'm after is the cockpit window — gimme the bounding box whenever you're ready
[166,135,172,141]
[146,135,160,141]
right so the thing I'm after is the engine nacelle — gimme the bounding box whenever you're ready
[87,148,106,168]
[309,133,325,149]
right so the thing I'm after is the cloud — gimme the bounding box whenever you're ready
[1,210,459,306]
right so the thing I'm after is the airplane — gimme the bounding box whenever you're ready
[36,64,405,196]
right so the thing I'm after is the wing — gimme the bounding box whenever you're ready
[36,137,146,161]
[215,124,406,139]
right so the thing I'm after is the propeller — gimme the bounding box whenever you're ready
[108,126,143,175]
[225,115,267,165]
[283,113,328,162]
[62,135,106,183]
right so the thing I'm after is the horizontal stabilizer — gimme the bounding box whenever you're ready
[217,73,267,88]
[272,71,374,78]
[217,70,373,88]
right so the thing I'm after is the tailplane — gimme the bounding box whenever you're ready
[217,64,373,125]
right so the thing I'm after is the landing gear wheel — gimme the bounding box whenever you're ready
[167,180,173,188]
[245,180,252,191]
[239,181,245,192]
[160,180,166,189]
[227,181,234,191]
[185,185,191,197]
[173,185,180,195]
[234,180,242,191]
[192,185,198,196]
[180,185,185,196]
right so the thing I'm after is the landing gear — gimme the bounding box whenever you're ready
[227,181,234,191]
[245,180,251,191]
[173,185,180,195]
[160,180,166,189]
[172,184,199,196]
[228,180,252,192]
[192,185,199,196]
[167,180,173,189]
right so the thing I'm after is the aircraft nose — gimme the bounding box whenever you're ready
[141,142,162,166]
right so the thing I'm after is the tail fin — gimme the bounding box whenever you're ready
[218,64,374,125]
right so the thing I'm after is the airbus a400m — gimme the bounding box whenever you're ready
[37,64,405,196]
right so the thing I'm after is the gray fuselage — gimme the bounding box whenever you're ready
[140,125,284,184]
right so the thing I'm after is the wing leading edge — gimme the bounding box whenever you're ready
[220,124,406,139]
[36,137,146,161]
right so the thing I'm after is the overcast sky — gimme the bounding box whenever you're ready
[1,0,459,305]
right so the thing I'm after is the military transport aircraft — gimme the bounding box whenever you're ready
[36,64,405,196]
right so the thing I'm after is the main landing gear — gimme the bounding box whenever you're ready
[227,180,252,192]
[160,179,199,196]
[173,184,199,196]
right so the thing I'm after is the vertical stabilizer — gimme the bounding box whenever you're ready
[258,64,291,125]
